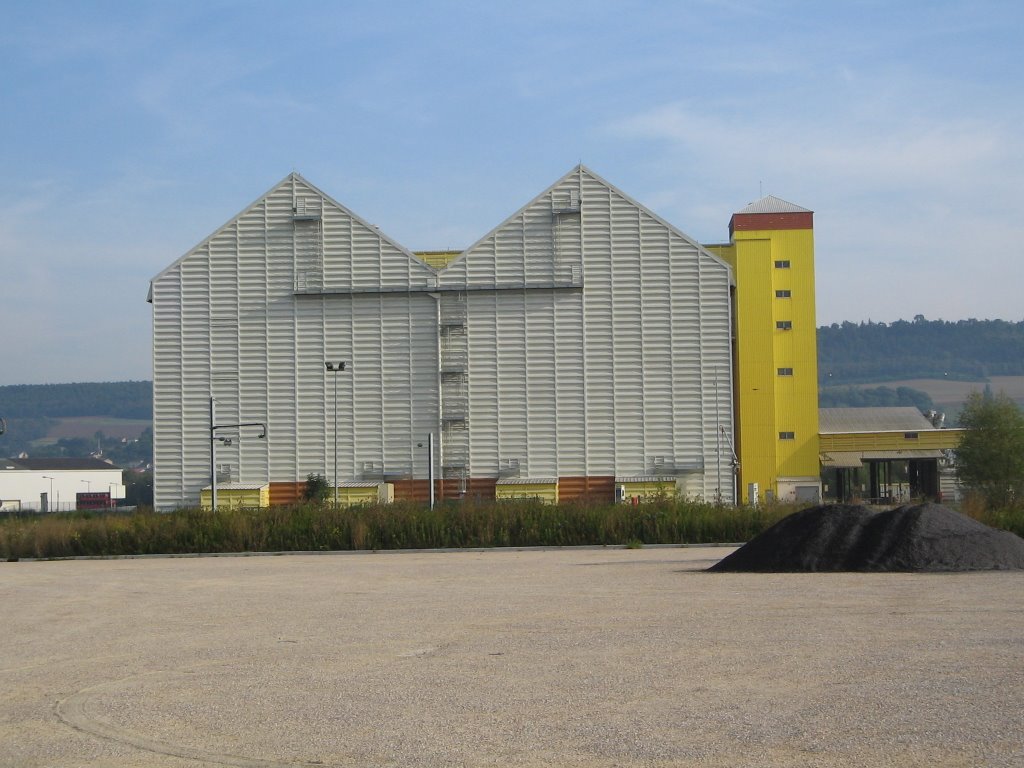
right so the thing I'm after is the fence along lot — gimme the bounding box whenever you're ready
[4,548,1023,767]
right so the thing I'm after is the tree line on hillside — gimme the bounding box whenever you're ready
[818,385,935,411]
[818,317,1024,385]
[0,381,151,420]
[0,381,152,464]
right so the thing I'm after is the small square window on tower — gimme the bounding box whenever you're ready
[774,260,791,268]
[775,289,792,298]
[777,367,794,376]
[779,431,795,440]
[776,320,793,330]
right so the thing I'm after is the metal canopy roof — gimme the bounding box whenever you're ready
[200,483,269,491]
[614,476,679,483]
[821,449,945,468]
[819,407,935,434]
[820,452,864,468]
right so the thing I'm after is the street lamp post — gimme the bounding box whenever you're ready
[418,434,436,510]
[325,362,348,508]
[209,396,267,511]
[42,475,54,513]
[428,432,435,510]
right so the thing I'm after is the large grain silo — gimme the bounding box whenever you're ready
[149,165,736,510]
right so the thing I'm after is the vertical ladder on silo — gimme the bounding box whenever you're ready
[438,292,469,495]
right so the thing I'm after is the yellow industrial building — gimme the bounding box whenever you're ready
[712,198,959,504]
[710,198,821,503]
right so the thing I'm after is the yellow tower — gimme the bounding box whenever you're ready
[709,196,821,503]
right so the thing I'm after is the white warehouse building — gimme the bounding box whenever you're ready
[0,458,125,512]
[149,166,735,510]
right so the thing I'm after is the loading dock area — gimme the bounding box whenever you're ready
[819,407,960,503]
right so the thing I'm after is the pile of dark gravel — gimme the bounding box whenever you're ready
[709,502,1024,572]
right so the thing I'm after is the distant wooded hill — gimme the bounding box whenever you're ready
[0,381,151,420]
[818,317,1024,385]
[818,385,936,411]
[0,381,152,461]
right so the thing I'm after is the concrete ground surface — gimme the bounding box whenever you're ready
[2,547,1023,767]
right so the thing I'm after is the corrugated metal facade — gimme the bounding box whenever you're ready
[150,166,735,509]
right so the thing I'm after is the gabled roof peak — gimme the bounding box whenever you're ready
[736,195,810,215]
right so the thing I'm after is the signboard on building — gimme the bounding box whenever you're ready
[76,492,112,510]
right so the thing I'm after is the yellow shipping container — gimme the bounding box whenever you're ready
[200,484,270,510]
[495,478,559,504]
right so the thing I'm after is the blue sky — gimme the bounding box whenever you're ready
[2,0,1022,385]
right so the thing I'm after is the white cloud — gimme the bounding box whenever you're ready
[604,94,1024,324]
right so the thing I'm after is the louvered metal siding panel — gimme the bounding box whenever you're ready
[406,296,441,476]
[466,290,583,478]
[350,295,384,474]
[304,180,436,295]
[579,172,615,473]
[321,197,354,293]
[237,199,271,486]
[524,290,557,474]
[153,176,442,507]
[467,292,498,474]
[455,166,734,491]
[697,250,734,500]
[210,224,240,443]
[323,296,354,477]
[608,187,645,474]
[553,290,586,475]
[638,217,674,472]
[152,269,185,509]
[381,299,411,469]
[381,297,416,475]
[668,238,706,484]
[295,300,327,474]
[582,169,733,497]
[178,249,214,507]
[493,290,529,475]
[265,182,301,485]
[672,240,704,475]
[347,294,438,481]
[523,203,555,285]
[465,237,495,286]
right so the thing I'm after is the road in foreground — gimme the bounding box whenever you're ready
[2,548,1022,767]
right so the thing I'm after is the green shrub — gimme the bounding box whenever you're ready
[1,497,812,560]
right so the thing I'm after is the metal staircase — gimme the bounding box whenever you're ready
[292,194,324,293]
[438,292,469,494]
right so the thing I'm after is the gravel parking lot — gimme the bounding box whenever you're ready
[2,547,1023,767]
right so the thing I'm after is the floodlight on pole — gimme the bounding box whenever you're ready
[324,361,348,508]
